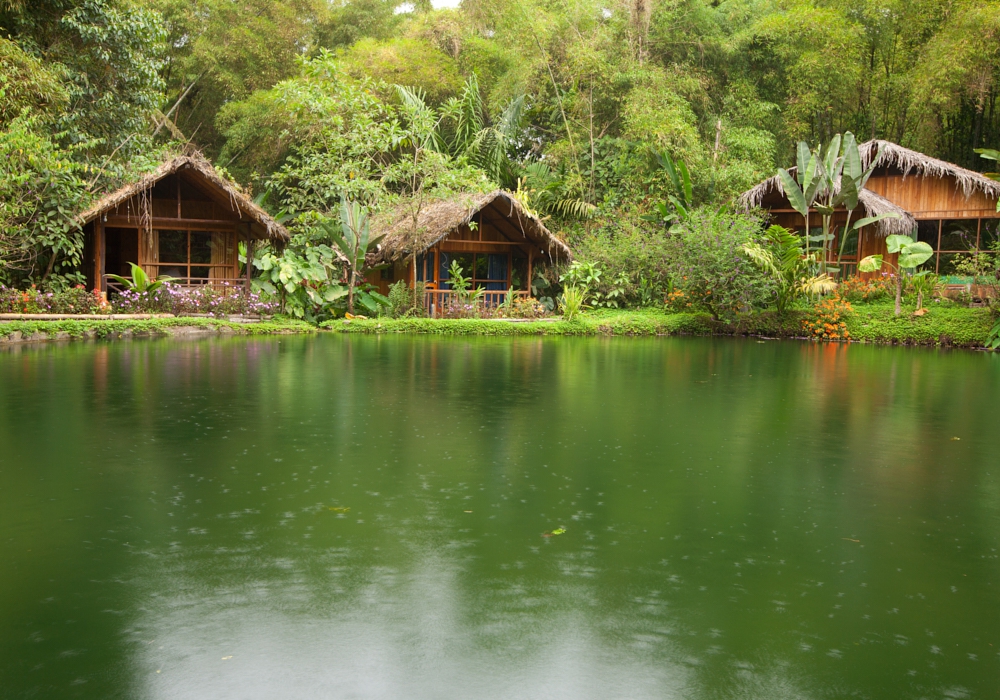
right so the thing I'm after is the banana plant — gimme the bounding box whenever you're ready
[986,318,1000,350]
[317,197,388,315]
[777,141,822,264]
[858,234,934,316]
[648,150,693,228]
[779,134,898,277]
[106,262,177,293]
[974,148,1000,211]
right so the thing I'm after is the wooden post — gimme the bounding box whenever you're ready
[245,235,253,294]
[526,249,533,295]
[96,220,106,292]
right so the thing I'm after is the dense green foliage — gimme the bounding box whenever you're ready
[0,0,169,288]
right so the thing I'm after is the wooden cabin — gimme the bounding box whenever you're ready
[365,191,572,312]
[78,154,289,292]
[741,140,1000,281]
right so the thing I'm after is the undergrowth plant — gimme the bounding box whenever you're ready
[560,285,587,321]
[803,295,852,340]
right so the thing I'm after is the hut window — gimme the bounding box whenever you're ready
[937,219,978,277]
[156,229,235,281]
[916,220,939,247]
[982,219,1000,248]
[939,220,978,251]
[439,252,510,291]
[415,254,433,282]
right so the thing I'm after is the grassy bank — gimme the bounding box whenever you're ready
[324,303,996,348]
[0,316,316,343]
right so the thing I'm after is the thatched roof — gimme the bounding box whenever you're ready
[740,174,916,236]
[367,191,572,264]
[859,140,1000,199]
[739,139,1000,237]
[77,154,290,242]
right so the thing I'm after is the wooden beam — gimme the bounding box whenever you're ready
[483,203,529,240]
[104,216,240,231]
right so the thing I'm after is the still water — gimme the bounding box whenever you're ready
[1,334,999,699]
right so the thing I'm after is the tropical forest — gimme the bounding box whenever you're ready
[0,0,999,341]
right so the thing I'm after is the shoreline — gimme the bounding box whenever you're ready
[0,317,316,345]
[1,303,993,350]
[323,304,995,349]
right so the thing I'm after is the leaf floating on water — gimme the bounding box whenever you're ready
[543,527,567,537]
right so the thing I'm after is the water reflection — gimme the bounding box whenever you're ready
[1,335,998,699]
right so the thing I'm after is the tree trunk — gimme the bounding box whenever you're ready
[347,271,355,315]
[895,274,902,316]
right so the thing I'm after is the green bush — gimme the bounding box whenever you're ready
[386,280,422,318]
[565,216,673,307]
[662,208,774,321]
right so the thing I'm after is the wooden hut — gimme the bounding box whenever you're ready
[741,140,1000,280]
[78,154,290,292]
[365,191,572,311]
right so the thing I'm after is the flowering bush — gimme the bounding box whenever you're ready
[503,296,549,319]
[0,284,106,314]
[803,295,852,340]
[434,293,549,320]
[437,298,481,319]
[110,283,279,317]
[663,289,692,312]
[839,274,895,303]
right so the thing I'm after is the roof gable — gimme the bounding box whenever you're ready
[368,191,572,264]
[78,155,289,242]
[739,139,1000,235]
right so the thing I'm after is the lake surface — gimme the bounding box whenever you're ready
[2,334,999,699]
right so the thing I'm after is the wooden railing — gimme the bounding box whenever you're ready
[104,276,248,294]
[423,289,529,316]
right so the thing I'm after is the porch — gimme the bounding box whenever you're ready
[103,274,248,294]
[422,288,531,317]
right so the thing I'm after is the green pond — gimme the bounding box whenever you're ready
[2,334,999,699]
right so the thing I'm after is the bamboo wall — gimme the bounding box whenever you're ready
[865,172,998,219]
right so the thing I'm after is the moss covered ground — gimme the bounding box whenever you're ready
[324,302,995,349]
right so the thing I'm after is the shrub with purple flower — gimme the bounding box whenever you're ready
[0,284,105,314]
[109,282,278,317]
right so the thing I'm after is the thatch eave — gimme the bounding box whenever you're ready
[739,176,915,237]
[367,191,572,266]
[77,154,290,242]
[860,139,1000,199]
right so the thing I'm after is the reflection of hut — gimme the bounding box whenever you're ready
[78,154,289,292]
[741,140,1000,280]
[365,191,572,308]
